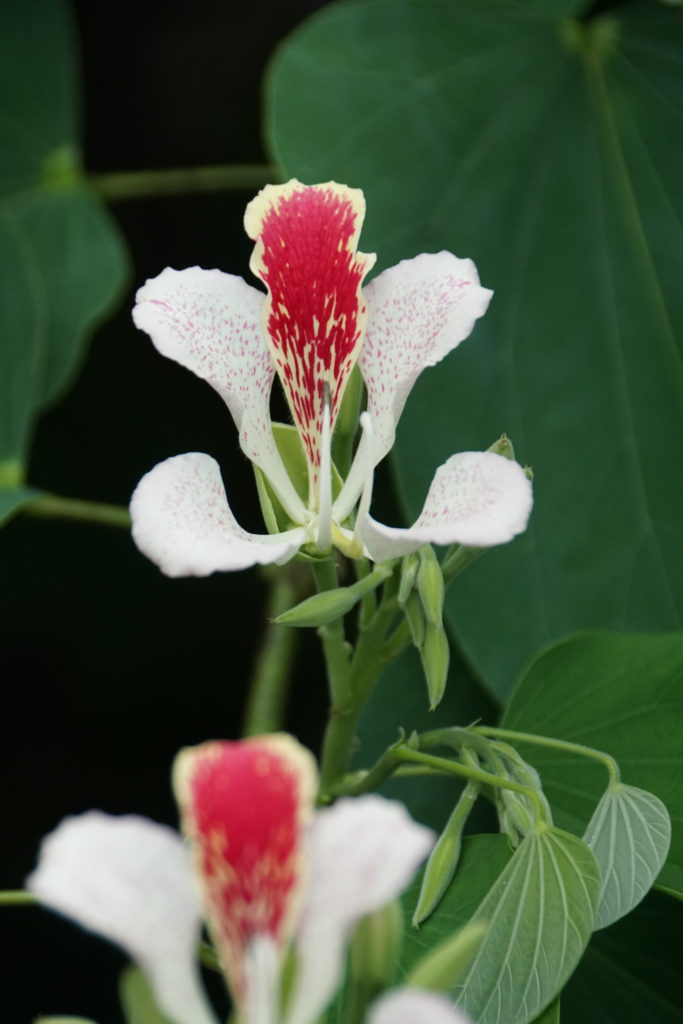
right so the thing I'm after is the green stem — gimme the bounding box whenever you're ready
[23,495,131,528]
[473,726,621,786]
[241,568,304,736]
[0,890,36,905]
[314,560,354,796]
[92,163,279,202]
[394,747,550,825]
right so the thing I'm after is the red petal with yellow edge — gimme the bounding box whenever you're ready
[245,181,375,484]
[173,735,317,1004]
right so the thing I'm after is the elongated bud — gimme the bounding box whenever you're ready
[406,919,488,992]
[404,591,425,649]
[274,586,360,627]
[487,433,515,460]
[398,551,420,606]
[413,780,479,926]
[500,790,535,836]
[417,546,444,628]
[421,623,450,709]
[350,899,404,990]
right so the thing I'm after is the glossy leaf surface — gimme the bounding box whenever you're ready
[267,0,683,698]
[502,632,683,897]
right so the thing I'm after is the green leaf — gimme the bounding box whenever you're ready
[267,0,683,699]
[0,0,128,475]
[531,999,560,1024]
[562,890,683,1024]
[401,831,599,1024]
[402,836,682,1024]
[502,632,683,897]
[584,783,671,930]
[119,967,173,1024]
[452,827,599,1024]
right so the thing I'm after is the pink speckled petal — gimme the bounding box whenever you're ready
[285,796,433,1024]
[130,453,306,577]
[27,812,217,1024]
[361,253,493,466]
[361,451,533,561]
[133,267,304,520]
[369,988,472,1024]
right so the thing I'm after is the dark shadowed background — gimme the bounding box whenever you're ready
[3,3,334,1020]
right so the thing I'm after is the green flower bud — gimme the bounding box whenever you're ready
[406,919,488,992]
[350,899,404,989]
[413,780,479,926]
[398,551,421,606]
[274,586,360,627]
[417,545,445,628]
[487,433,515,460]
[420,623,450,709]
[404,591,426,649]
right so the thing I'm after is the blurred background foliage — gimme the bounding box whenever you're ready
[1,0,682,1021]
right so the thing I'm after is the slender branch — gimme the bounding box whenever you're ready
[473,726,621,786]
[23,495,131,529]
[92,163,280,202]
[394,747,550,825]
[242,568,305,736]
[0,890,36,906]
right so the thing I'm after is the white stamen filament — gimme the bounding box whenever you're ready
[317,383,333,549]
[353,412,375,545]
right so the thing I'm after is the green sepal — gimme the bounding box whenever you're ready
[420,623,450,709]
[487,433,516,460]
[417,545,445,628]
[413,779,480,926]
[398,551,420,606]
[404,591,425,649]
[405,918,488,992]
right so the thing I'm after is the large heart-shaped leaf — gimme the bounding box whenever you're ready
[0,0,128,483]
[502,631,683,898]
[266,0,683,699]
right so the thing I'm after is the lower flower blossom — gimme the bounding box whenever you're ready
[130,180,532,576]
[27,734,471,1024]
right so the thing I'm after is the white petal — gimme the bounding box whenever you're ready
[243,935,280,1024]
[286,796,433,1024]
[27,812,217,1024]
[361,451,533,562]
[133,267,304,521]
[130,453,306,577]
[130,454,305,581]
[368,988,472,1024]
[361,252,492,466]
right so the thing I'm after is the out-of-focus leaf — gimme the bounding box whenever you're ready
[267,0,683,699]
[502,632,683,897]
[0,0,128,478]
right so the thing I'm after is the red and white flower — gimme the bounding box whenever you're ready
[28,735,469,1024]
[129,181,532,576]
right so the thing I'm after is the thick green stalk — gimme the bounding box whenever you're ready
[242,568,304,736]
[314,560,354,796]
